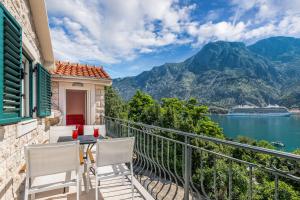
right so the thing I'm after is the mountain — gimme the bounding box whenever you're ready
[113,37,300,108]
[249,37,300,108]
[248,36,300,64]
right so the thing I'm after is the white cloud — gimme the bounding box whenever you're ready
[50,22,117,63]
[187,21,247,46]
[46,0,300,66]
[46,0,195,64]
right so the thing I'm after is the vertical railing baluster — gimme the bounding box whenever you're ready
[127,122,130,137]
[156,137,167,199]
[138,129,146,182]
[167,140,179,200]
[142,129,147,184]
[184,136,191,200]
[174,143,184,189]
[149,134,157,193]
[116,121,119,136]
[144,132,153,190]
[199,150,209,198]
[228,160,232,200]
[213,156,218,200]
[248,165,253,200]
[275,174,279,200]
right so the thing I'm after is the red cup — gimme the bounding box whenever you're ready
[72,129,78,140]
[93,128,99,138]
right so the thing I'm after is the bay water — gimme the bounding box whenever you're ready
[210,114,300,152]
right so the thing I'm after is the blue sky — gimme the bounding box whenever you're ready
[45,0,300,78]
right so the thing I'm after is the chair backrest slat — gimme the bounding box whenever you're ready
[25,141,79,177]
[49,126,76,143]
[96,137,135,167]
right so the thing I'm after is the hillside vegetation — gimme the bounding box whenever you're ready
[105,87,300,199]
[113,36,300,108]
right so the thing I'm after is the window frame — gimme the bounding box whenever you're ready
[21,50,33,120]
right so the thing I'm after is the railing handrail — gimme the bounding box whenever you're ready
[104,116,300,161]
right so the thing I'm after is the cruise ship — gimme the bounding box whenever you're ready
[228,105,291,116]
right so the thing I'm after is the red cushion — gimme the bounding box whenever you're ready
[66,114,85,125]
[66,114,85,135]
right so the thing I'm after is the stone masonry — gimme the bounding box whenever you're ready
[0,0,42,63]
[0,0,48,199]
[95,85,105,124]
[0,120,49,200]
[51,81,59,110]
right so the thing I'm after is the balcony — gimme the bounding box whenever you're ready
[104,116,300,200]
[17,116,300,200]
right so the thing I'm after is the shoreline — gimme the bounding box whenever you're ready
[210,114,300,152]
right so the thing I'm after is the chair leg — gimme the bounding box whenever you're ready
[24,189,28,200]
[78,173,82,195]
[77,173,80,200]
[95,175,98,200]
[24,178,29,200]
[86,161,90,192]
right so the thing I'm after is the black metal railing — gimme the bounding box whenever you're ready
[104,116,300,200]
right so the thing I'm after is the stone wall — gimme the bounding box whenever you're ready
[0,0,48,199]
[0,120,49,200]
[0,0,42,63]
[51,81,59,110]
[95,85,105,124]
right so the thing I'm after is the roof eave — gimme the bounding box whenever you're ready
[28,0,55,70]
[51,74,112,86]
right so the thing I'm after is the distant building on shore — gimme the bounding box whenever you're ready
[228,105,291,116]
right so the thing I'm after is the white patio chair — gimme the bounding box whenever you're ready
[24,141,81,200]
[95,137,135,200]
[49,125,76,143]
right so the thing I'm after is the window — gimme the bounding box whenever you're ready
[0,3,51,125]
[37,63,51,117]
[0,4,23,124]
[21,53,32,118]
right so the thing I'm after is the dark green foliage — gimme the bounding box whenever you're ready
[105,89,300,199]
[105,86,128,119]
[255,181,299,200]
[128,90,154,121]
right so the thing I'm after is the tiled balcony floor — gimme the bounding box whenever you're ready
[32,173,146,200]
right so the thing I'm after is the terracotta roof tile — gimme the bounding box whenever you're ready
[52,61,111,79]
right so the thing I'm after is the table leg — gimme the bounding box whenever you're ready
[87,143,96,175]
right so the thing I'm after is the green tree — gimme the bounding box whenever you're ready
[256,181,300,200]
[108,90,299,199]
[128,90,155,121]
[139,102,162,125]
[104,86,127,119]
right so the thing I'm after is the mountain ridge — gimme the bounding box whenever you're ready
[113,36,300,108]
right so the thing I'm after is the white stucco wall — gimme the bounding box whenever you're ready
[52,80,106,126]
[57,81,96,125]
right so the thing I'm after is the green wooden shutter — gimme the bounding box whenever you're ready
[0,4,22,125]
[37,63,51,117]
